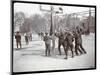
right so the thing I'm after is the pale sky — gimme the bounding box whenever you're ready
[14,3,95,17]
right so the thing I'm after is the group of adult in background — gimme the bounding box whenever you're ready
[38,32,44,40]
[43,26,87,59]
[24,33,32,45]
[15,32,32,48]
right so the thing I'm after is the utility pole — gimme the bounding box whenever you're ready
[50,6,53,35]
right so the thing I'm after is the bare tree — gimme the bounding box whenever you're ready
[14,12,25,32]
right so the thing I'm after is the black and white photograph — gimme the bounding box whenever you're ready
[12,0,96,74]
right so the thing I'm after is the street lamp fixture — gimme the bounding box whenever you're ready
[55,7,63,14]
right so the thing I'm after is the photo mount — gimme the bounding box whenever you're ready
[11,0,96,75]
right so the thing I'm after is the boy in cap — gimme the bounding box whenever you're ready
[43,33,52,56]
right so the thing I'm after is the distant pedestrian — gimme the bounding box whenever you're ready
[29,33,32,41]
[15,31,22,48]
[25,33,29,45]
[41,32,44,40]
[43,33,51,56]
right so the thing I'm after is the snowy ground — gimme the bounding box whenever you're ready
[13,33,95,72]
